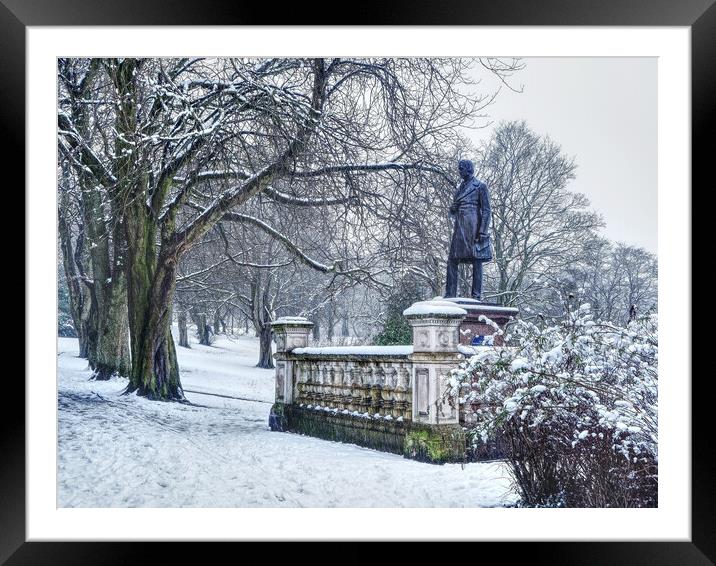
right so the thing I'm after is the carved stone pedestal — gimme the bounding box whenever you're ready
[401,299,468,462]
[442,297,518,346]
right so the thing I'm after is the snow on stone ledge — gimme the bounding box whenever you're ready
[458,344,513,356]
[271,316,313,326]
[458,344,479,356]
[402,299,468,318]
[292,345,413,357]
[440,297,519,313]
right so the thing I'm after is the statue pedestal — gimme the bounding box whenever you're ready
[442,298,518,346]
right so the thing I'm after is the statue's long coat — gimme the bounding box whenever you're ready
[448,177,492,261]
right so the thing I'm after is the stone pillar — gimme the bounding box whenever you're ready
[269,317,313,431]
[404,300,466,425]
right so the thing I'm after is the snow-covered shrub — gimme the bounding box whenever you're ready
[447,304,658,507]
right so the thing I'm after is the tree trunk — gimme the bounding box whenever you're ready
[113,57,327,400]
[498,268,509,307]
[58,193,91,357]
[92,277,131,380]
[213,310,221,335]
[312,320,320,341]
[178,307,190,348]
[77,308,93,358]
[58,61,100,361]
[256,322,274,369]
[197,314,211,346]
[341,317,349,337]
[129,313,182,400]
[124,244,183,400]
[121,157,184,399]
[101,56,180,399]
[61,91,130,376]
[429,257,443,297]
[327,303,335,342]
[70,74,130,380]
[87,210,131,380]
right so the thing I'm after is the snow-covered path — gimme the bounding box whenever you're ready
[57,334,518,508]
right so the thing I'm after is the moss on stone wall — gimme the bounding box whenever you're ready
[271,404,466,464]
[403,423,466,464]
[283,405,408,455]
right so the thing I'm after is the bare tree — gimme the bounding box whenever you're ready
[477,121,604,307]
[57,57,523,399]
[551,238,657,325]
[58,58,130,379]
[58,162,92,355]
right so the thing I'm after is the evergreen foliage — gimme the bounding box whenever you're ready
[373,277,426,345]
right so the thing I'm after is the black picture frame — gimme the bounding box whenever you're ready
[6,0,709,563]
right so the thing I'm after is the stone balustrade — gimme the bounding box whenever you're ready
[290,352,414,420]
[268,299,517,463]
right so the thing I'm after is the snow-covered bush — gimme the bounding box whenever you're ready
[447,304,658,507]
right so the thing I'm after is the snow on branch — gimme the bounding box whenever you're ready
[171,60,329,252]
[174,169,356,208]
[289,161,453,185]
[221,212,336,273]
[263,186,357,207]
[58,112,117,187]
[176,255,290,282]
[171,157,452,222]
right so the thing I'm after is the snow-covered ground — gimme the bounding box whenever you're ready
[57,331,518,508]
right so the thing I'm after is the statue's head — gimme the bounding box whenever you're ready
[458,159,474,180]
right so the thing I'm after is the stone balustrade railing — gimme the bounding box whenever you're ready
[268,298,518,463]
[290,350,414,420]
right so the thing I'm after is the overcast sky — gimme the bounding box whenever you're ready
[467,57,657,253]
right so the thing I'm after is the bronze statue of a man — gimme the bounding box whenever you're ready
[444,159,492,300]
